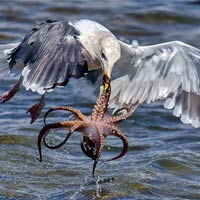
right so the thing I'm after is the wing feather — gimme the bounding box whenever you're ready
[8,20,89,94]
[110,40,200,127]
[0,43,20,76]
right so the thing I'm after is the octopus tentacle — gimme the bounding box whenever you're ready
[91,86,111,122]
[43,130,73,149]
[43,121,84,149]
[44,106,86,125]
[106,106,132,123]
[38,121,76,162]
[92,125,105,178]
[37,75,132,177]
[104,125,128,162]
[109,102,139,123]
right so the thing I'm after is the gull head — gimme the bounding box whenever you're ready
[73,19,121,81]
[99,35,121,80]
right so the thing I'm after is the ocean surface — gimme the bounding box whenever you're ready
[0,0,200,199]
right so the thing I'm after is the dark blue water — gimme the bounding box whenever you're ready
[0,0,200,199]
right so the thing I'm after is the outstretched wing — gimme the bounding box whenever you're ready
[7,20,90,94]
[109,40,200,127]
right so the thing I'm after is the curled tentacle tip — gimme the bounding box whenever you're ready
[37,158,42,162]
[92,160,98,179]
[92,172,96,179]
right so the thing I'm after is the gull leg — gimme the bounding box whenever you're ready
[1,76,23,102]
[27,94,45,124]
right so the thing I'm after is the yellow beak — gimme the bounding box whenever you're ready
[103,68,111,92]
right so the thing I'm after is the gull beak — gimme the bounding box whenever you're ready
[103,68,111,92]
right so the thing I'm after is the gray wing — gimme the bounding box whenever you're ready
[110,40,200,128]
[7,20,89,94]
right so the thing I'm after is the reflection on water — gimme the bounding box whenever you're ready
[0,0,200,199]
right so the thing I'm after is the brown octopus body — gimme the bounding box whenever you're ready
[37,76,133,177]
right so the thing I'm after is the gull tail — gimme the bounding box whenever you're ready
[0,43,19,77]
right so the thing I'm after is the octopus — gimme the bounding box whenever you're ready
[37,75,133,177]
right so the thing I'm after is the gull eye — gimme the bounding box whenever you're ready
[101,52,107,60]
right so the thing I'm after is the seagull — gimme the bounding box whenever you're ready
[0,19,200,127]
